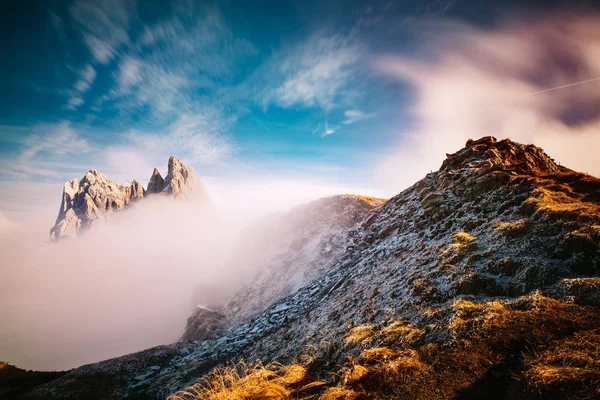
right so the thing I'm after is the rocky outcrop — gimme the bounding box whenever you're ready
[181,307,227,342]
[163,156,201,199]
[147,169,165,194]
[29,138,600,399]
[49,157,203,241]
[441,136,564,174]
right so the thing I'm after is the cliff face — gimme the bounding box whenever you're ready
[25,137,600,400]
[49,157,203,241]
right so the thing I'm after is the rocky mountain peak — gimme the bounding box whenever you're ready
[147,168,165,194]
[441,136,564,175]
[163,156,200,199]
[49,157,204,241]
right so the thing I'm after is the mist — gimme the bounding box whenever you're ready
[0,175,362,371]
[375,12,600,192]
[4,8,600,375]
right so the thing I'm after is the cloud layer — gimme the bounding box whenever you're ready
[375,13,600,192]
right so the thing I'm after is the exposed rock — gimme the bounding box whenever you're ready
[126,180,145,205]
[49,208,81,241]
[180,194,386,341]
[147,169,165,194]
[441,136,564,175]
[163,157,201,199]
[181,307,227,341]
[49,157,203,241]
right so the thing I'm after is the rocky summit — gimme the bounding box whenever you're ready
[49,157,202,241]
[19,137,600,399]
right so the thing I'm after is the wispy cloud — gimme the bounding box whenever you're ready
[321,121,340,137]
[0,122,92,180]
[342,109,374,125]
[126,113,235,165]
[66,97,84,110]
[95,109,237,182]
[70,0,135,64]
[19,122,91,162]
[261,33,362,111]
[100,6,256,120]
[66,64,97,110]
[73,64,97,93]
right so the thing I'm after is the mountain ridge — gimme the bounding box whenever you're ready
[11,136,600,399]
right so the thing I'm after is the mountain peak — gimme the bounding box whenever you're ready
[441,136,564,175]
[49,157,204,241]
[164,156,199,199]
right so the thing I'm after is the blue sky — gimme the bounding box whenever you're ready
[0,0,594,199]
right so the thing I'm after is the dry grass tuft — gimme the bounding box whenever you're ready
[169,294,600,400]
[378,320,425,347]
[496,219,530,236]
[520,330,600,398]
[342,364,370,384]
[345,324,377,346]
[453,231,477,244]
[320,386,362,400]
[450,231,477,253]
[522,187,600,221]
[167,362,305,400]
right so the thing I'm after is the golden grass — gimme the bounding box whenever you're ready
[345,324,376,346]
[168,363,305,400]
[169,294,600,400]
[496,219,529,236]
[453,231,477,244]
[449,231,477,253]
[319,386,362,400]
[343,194,388,207]
[342,364,370,384]
[523,187,600,220]
[521,330,600,398]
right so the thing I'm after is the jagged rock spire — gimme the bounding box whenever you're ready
[49,157,202,241]
[147,168,165,194]
[163,156,200,199]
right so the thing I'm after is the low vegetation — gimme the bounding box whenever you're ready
[496,219,530,236]
[169,294,600,399]
[522,184,600,222]
[343,195,387,208]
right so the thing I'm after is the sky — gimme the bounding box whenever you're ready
[2,0,600,371]
[2,0,600,218]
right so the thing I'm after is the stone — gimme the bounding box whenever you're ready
[163,157,200,199]
[180,306,227,341]
[147,168,165,194]
[49,157,205,241]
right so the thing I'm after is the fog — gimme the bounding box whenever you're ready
[0,177,365,371]
[375,13,600,191]
[4,10,600,373]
